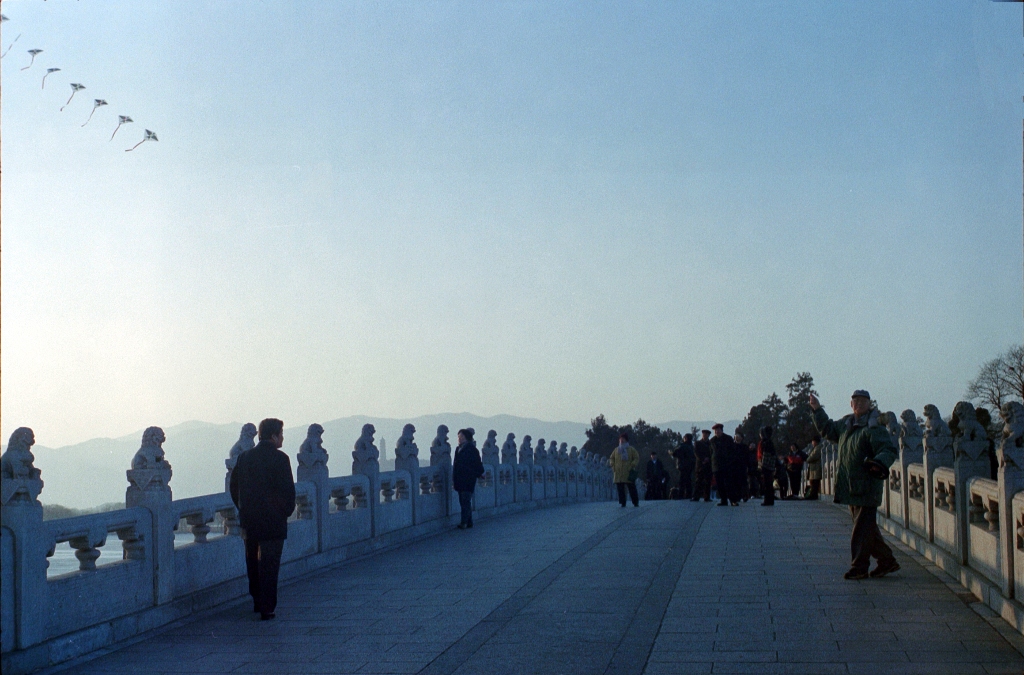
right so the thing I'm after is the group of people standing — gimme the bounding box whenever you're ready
[608,425,825,508]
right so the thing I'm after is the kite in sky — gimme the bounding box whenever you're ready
[1,32,21,59]
[60,83,85,111]
[109,115,133,141]
[126,129,158,152]
[20,48,42,70]
[41,67,60,89]
[81,99,107,127]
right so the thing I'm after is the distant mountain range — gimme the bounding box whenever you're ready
[17,414,739,509]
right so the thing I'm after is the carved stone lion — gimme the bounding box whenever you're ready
[481,430,500,466]
[227,423,257,469]
[394,424,418,462]
[900,409,923,439]
[1,427,39,480]
[300,423,327,460]
[519,435,533,464]
[501,433,517,465]
[558,442,569,464]
[430,425,451,466]
[952,402,987,443]
[534,439,547,464]
[999,401,1024,469]
[923,405,951,439]
[569,446,579,463]
[131,426,169,471]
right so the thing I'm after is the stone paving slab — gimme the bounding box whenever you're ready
[41,500,1024,675]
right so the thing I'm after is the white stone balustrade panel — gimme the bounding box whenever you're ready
[281,481,318,565]
[375,470,414,535]
[169,493,242,597]
[932,466,957,557]
[967,477,1001,589]
[1012,492,1024,603]
[43,508,154,640]
[907,463,927,538]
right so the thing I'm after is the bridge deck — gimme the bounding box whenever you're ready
[51,500,1024,675]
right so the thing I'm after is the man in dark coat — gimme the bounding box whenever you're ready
[710,423,738,506]
[644,451,668,500]
[691,430,713,502]
[672,433,695,500]
[229,418,295,620]
[452,428,485,529]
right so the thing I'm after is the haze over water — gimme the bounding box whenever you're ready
[1,1,1021,449]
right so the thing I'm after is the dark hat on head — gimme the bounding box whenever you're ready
[852,389,870,399]
[711,423,724,430]
[458,428,475,439]
[701,429,711,435]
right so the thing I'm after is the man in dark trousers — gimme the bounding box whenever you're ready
[452,428,485,529]
[644,450,668,500]
[673,433,695,500]
[230,418,295,620]
[711,423,738,506]
[810,390,899,580]
[691,429,713,502]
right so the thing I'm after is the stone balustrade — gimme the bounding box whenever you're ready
[818,400,1024,636]
[0,423,613,674]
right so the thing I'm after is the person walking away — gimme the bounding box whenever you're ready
[710,423,737,506]
[609,432,640,507]
[758,426,776,506]
[230,418,296,620]
[645,450,668,500]
[747,441,762,499]
[785,443,807,499]
[810,390,899,580]
[453,428,485,529]
[805,435,823,500]
[692,430,713,502]
[734,430,750,502]
[673,433,696,500]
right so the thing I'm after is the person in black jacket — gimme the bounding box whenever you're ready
[672,434,695,500]
[452,428,485,529]
[691,430,713,502]
[645,451,669,500]
[229,418,295,620]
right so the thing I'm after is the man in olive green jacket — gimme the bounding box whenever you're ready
[810,390,900,580]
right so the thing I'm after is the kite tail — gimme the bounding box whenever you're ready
[60,92,75,111]
[126,140,144,152]
[81,108,96,127]
[41,74,46,89]
[1,34,22,59]
[109,124,121,142]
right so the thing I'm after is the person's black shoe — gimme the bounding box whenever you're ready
[843,568,869,580]
[467,522,473,529]
[620,503,627,508]
[703,499,712,502]
[689,498,699,502]
[761,502,773,506]
[457,523,468,530]
[253,604,261,613]
[731,502,739,506]
[260,612,276,621]
[718,501,728,506]
[869,560,900,578]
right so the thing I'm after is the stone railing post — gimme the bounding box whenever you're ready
[481,430,500,475]
[0,428,49,650]
[951,402,994,566]
[125,426,175,605]
[997,402,1024,598]
[429,425,452,515]
[296,424,329,552]
[223,423,256,535]
[394,424,420,523]
[922,405,953,543]
[352,424,381,536]
[898,410,924,530]
[501,433,518,500]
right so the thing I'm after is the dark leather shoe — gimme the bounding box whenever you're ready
[260,612,276,621]
[870,560,900,578]
[843,569,869,580]
[457,523,468,529]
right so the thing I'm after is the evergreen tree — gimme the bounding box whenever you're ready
[784,372,819,448]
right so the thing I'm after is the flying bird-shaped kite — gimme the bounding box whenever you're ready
[41,67,60,89]
[109,115,133,141]
[1,33,21,59]
[20,48,42,70]
[81,99,107,127]
[126,129,158,152]
[60,83,85,111]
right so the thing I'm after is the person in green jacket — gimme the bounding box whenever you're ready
[810,389,900,580]
[608,432,640,507]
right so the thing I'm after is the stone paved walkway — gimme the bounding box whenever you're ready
[52,500,1024,675]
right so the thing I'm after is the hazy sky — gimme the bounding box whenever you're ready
[2,0,1021,448]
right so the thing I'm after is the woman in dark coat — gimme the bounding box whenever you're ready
[452,428,485,529]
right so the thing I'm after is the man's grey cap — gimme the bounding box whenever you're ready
[852,389,871,399]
